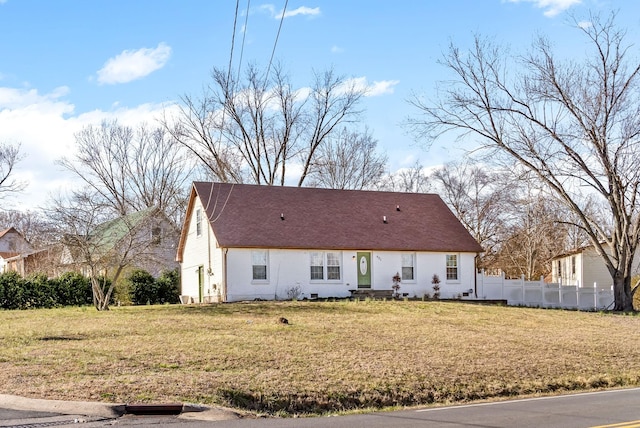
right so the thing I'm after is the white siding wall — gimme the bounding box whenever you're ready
[552,247,627,290]
[582,248,613,289]
[180,198,224,302]
[222,248,477,302]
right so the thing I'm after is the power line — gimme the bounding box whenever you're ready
[227,0,241,85]
[236,0,251,81]
[264,0,288,86]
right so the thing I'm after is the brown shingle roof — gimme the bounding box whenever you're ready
[178,182,483,256]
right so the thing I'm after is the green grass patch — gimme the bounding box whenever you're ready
[0,301,639,416]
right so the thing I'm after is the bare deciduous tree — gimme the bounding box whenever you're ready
[165,63,366,187]
[408,13,640,310]
[430,161,515,270]
[307,127,387,190]
[47,190,175,311]
[380,161,430,193]
[59,120,190,222]
[494,192,570,280]
[0,209,53,248]
[0,141,26,199]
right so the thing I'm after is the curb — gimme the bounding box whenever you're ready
[0,395,240,421]
[0,394,124,418]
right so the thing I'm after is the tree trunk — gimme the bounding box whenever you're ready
[613,272,634,312]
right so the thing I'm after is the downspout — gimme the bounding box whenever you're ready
[474,253,479,298]
[222,248,228,302]
[207,218,212,298]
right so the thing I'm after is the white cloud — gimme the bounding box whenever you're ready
[345,77,400,97]
[96,42,172,85]
[578,20,592,29]
[258,4,275,16]
[331,45,344,54]
[0,86,176,209]
[504,0,581,17]
[255,4,320,19]
[278,6,320,19]
[0,86,71,109]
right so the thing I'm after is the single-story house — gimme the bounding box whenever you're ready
[176,182,483,303]
[551,245,636,289]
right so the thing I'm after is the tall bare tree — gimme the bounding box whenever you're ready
[380,161,430,193]
[0,141,26,199]
[59,120,190,222]
[0,209,53,248]
[494,191,571,280]
[408,13,640,310]
[430,161,516,270]
[165,63,365,187]
[307,127,387,190]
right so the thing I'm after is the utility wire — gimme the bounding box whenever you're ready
[263,0,288,87]
[236,0,251,82]
[227,0,241,84]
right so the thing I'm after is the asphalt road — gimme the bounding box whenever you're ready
[1,388,639,427]
[206,388,640,428]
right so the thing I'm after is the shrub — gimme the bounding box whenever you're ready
[128,269,158,305]
[54,272,93,307]
[0,271,25,309]
[24,273,56,309]
[156,269,180,304]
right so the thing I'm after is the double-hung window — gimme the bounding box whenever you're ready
[196,209,202,237]
[310,252,324,280]
[401,253,415,281]
[327,252,341,280]
[446,254,459,281]
[310,252,341,281]
[252,250,268,281]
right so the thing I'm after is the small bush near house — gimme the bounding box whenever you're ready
[155,269,180,304]
[128,269,157,305]
[128,269,179,305]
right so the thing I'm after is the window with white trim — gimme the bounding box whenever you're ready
[446,254,459,281]
[196,209,202,237]
[310,252,341,281]
[401,253,415,281]
[252,250,268,281]
[327,252,341,280]
[310,252,324,280]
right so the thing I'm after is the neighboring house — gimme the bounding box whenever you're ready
[551,245,634,289]
[176,182,484,303]
[3,247,60,277]
[61,207,180,278]
[0,227,34,274]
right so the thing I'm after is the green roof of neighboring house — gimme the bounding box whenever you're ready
[91,207,160,254]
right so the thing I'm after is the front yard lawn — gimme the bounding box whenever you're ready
[0,301,639,416]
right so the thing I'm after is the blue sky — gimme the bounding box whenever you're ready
[0,0,636,209]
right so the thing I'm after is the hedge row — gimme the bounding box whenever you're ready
[0,268,180,310]
[0,271,93,309]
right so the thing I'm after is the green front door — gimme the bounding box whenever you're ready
[198,266,204,303]
[357,252,371,289]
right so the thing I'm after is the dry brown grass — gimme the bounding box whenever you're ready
[1,300,640,416]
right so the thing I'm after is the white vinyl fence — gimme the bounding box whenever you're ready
[475,271,614,311]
